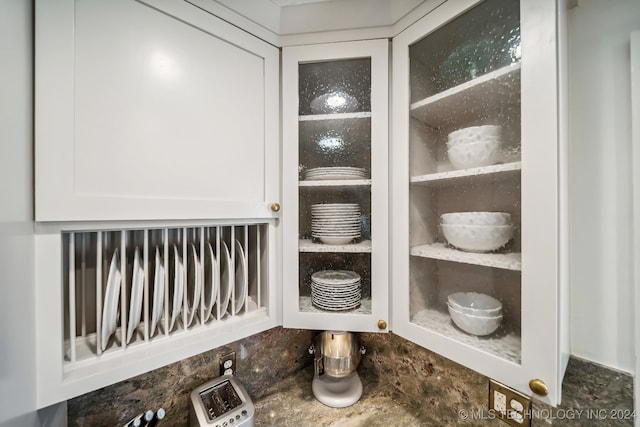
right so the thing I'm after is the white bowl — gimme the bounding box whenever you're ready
[441,224,513,252]
[448,304,503,336]
[447,139,502,170]
[319,236,356,245]
[448,125,502,144]
[440,212,511,226]
[447,292,502,317]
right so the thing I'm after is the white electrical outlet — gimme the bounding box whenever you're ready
[494,390,507,413]
[489,379,531,427]
[219,352,236,376]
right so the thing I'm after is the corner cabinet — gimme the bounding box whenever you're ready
[282,40,390,332]
[34,0,281,408]
[391,0,568,405]
[35,0,279,222]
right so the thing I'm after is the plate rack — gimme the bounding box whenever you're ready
[62,223,269,365]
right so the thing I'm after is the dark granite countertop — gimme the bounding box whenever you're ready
[252,364,482,427]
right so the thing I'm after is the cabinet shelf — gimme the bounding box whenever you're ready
[410,243,521,271]
[410,308,520,364]
[410,63,521,128]
[299,296,372,314]
[410,162,521,186]
[299,112,371,122]
[299,239,372,253]
[299,179,372,188]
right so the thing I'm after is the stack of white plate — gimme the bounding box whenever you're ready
[311,203,361,245]
[311,270,361,311]
[305,167,367,181]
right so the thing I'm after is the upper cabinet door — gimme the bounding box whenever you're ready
[35,0,279,222]
[282,40,389,333]
[391,0,567,405]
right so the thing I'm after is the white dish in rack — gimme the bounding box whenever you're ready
[218,241,233,316]
[150,246,164,337]
[169,245,184,331]
[234,239,247,314]
[126,247,144,344]
[186,243,202,327]
[101,249,121,352]
[202,242,219,322]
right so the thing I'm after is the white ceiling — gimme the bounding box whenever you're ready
[213,0,428,36]
[270,0,345,6]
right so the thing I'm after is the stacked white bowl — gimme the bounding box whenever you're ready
[447,292,503,336]
[311,203,361,245]
[440,212,513,252]
[447,125,502,169]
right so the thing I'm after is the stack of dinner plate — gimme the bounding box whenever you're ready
[311,270,362,311]
[305,167,367,181]
[311,203,361,245]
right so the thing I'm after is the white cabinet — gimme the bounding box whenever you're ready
[33,0,569,410]
[34,0,282,408]
[35,0,279,222]
[281,40,389,333]
[391,0,568,405]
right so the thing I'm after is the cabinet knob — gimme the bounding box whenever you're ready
[270,203,281,212]
[377,320,387,330]
[529,379,548,396]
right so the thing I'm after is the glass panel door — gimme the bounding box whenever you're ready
[282,40,388,333]
[298,58,373,315]
[407,0,522,363]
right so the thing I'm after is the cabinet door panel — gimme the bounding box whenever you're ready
[391,0,567,405]
[36,0,279,221]
[282,40,389,333]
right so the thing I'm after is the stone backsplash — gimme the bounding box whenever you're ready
[68,328,633,426]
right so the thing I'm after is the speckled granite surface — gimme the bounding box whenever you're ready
[68,329,634,427]
[67,327,314,426]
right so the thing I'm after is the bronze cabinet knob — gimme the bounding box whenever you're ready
[270,203,281,212]
[529,379,548,396]
[377,320,387,330]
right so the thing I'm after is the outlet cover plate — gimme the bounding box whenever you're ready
[489,379,532,427]
[219,352,236,376]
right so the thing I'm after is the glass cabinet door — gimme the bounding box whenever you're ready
[282,40,389,333]
[392,0,565,405]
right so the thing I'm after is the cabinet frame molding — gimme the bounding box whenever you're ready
[282,39,390,332]
[390,0,569,405]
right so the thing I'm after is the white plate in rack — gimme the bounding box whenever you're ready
[186,243,202,327]
[218,241,233,317]
[169,245,184,331]
[150,246,164,337]
[101,249,121,352]
[126,247,144,344]
[234,239,247,314]
[202,242,219,322]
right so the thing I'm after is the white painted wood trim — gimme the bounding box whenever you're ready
[630,29,640,427]
[282,39,389,332]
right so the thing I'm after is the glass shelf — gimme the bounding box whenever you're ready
[410,161,521,186]
[299,239,372,253]
[410,243,521,271]
[299,179,372,189]
[410,64,520,128]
